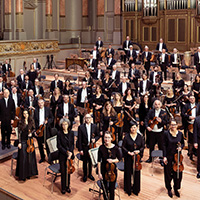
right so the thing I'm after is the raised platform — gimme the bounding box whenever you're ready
[0,144,17,161]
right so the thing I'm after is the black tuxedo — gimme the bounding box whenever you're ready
[16,74,25,89]
[24,96,38,109]
[95,69,105,80]
[33,85,44,97]
[90,50,100,61]
[34,106,53,159]
[127,49,137,66]
[2,64,11,74]
[182,103,200,122]
[106,48,115,57]
[50,80,63,93]
[139,80,152,96]
[0,82,7,92]
[128,68,140,95]
[0,97,15,146]
[158,53,169,80]
[21,80,33,91]
[110,70,120,86]
[32,62,41,70]
[10,93,22,107]
[118,82,130,95]
[95,41,103,49]
[78,123,99,177]
[123,40,132,52]
[170,54,180,66]
[150,71,163,85]
[142,51,152,75]
[156,43,168,52]
[194,52,200,73]
[87,59,97,70]
[106,58,116,70]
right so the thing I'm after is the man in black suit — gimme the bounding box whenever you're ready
[0,76,7,95]
[193,115,200,178]
[76,81,92,124]
[16,69,25,89]
[139,73,152,96]
[118,76,130,96]
[145,100,168,164]
[24,89,38,111]
[2,60,12,76]
[50,73,63,93]
[110,64,120,91]
[21,75,34,91]
[57,95,75,130]
[156,38,168,52]
[182,94,200,161]
[122,36,132,63]
[150,66,163,97]
[10,86,22,108]
[142,46,152,76]
[105,44,115,57]
[33,79,44,98]
[127,45,137,67]
[95,64,105,81]
[95,36,103,51]
[32,58,41,70]
[78,113,99,182]
[91,46,100,61]
[194,47,200,74]
[128,63,140,96]
[106,53,116,70]
[34,99,53,163]
[0,89,15,149]
[170,48,181,81]
[87,54,97,79]
[157,48,169,80]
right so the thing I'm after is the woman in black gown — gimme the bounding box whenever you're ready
[98,131,121,200]
[27,64,37,85]
[172,72,184,97]
[163,120,184,198]
[16,109,38,181]
[102,72,112,100]
[122,122,144,196]
[63,79,74,96]
[57,118,74,194]
[192,74,200,103]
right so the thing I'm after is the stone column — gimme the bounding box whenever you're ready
[4,0,12,39]
[45,0,53,38]
[16,0,26,39]
[59,0,66,43]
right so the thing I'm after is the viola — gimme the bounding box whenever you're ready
[134,154,142,171]
[89,133,96,149]
[115,110,124,128]
[148,113,166,129]
[36,118,48,137]
[84,97,91,114]
[27,130,35,153]
[105,150,116,182]
[66,159,75,175]
[108,118,115,142]
[94,110,101,124]
[13,107,21,128]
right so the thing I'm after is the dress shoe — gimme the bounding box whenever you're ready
[39,159,45,164]
[168,190,173,198]
[7,144,11,149]
[66,187,71,193]
[197,172,200,179]
[61,190,66,194]
[174,190,180,197]
[2,145,5,150]
[83,176,87,182]
[160,160,164,167]
[88,175,95,181]
[145,158,152,163]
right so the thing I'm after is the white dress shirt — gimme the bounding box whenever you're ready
[108,58,112,65]
[143,80,147,94]
[26,81,29,89]
[153,72,158,84]
[29,96,33,107]
[98,41,101,48]
[97,69,101,79]
[81,88,87,103]
[159,43,163,52]
[130,50,133,57]
[122,82,127,94]
[93,50,97,59]
[39,107,45,126]
[174,54,177,63]
[4,97,8,107]
[161,53,165,63]
[0,82,2,91]
[55,80,58,88]
[145,52,148,58]
[34,63,37,70]
[12,93,18,108]
[86,123,91,145]
[153,109,163,132]
[35,86,39,96]
[112,70,116,80]
[126,41,129,49]
[190,103,196,124]
[63,103,69,116]
[21,74,24,81]
[6,64,8,71]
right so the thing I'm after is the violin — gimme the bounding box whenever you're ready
[89,133,96,149]
[36,118,48,137]
[108,118,115,142]
[173,142,184,179]
[105,150,116,182]
[66,158,75,175]
[148,113,166,129]
[84,97,91,114]
[115,110,124,128]
[94,110,101,124]
[27,130,35,153]
[12,107,21,128]
[133,144,142,171]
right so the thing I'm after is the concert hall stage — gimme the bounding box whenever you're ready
[0,144,17,162]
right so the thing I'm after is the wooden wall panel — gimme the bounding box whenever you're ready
[152,27,157,41]
[144,27,149,41]
[168,19,175,41]
[178,19,185,42]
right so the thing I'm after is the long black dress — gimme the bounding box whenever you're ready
[15,121,38,181]
[122,133,145,196]
[192,82,200,103]
[163,130,184,191]
[98,144,122,200]
[27,70,37,85]
[50,95,63,117]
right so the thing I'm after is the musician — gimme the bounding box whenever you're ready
[139,73,152,97]
[50,87,63,117]
[87,54,97,78]
[123,88,136,133]
[163,120,184,198]
[150,66,163,97]
[83,71,94,89]
[21,75,34,91]
[76,81,92,124]
[170,48,181,69]
[16,109,38,181]
[16,69,25,89]
[0,89,15,150]
[128,63,140,96]
[118,76,130,96]
[98,131,121,200]
[111,64,120,87]
[105,44,115,57]
[142,46,152,76]
[122,122,145,196]
[123,36,132,55]
[92,85,105,124]
[33,79,44,98]
[145,100,168,164]
[182,94,200,161]
[57,95,75,130]
[95,36,103,50]
[10,87,22,108]
[172,73,184,97]
[50,73,63,94]
[194,46,200,73]
[107,53,116,71]
[156,38,168,52]
[63,79,74,96]
[57,118,74,194]
[27,64,38,85]
[139,95,152,147]
[78,114,99,182]
[91,46,99,61]
[157,48,169,81]
[34,99,53,163]
[192,74,200,103]
[32,58,41,71]
[9,80,20,94]
[193,115,200,179]
[127,45,137,67]
[0,76,7,95]
[2,59,11,76]
[24,89,38,112]
[95,64,105,81]
[102,72,112,100]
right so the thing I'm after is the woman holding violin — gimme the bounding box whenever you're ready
[122,122,144,196]
[98,131,121,200]
[163,120,184,198]
[192,74,200,103]
[16,109,38,181]
[57,118,74,194]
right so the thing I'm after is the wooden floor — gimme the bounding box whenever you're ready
[0,132,199,200]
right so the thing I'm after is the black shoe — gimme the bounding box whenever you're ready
[61,190,66,194]
[7,144,11,149]
[39,159,45,164]
[66,187,71,193]
[168,190,173,198]
[197,172,200,179]
[88,175,95,181]
[145,158,152,163]
[174,190,180,197]
[83,176,87,182]
[160,160,164,167]
[133,192,138,196]
[2,145,5,150]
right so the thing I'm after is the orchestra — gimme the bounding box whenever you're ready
[2,36,200,199]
